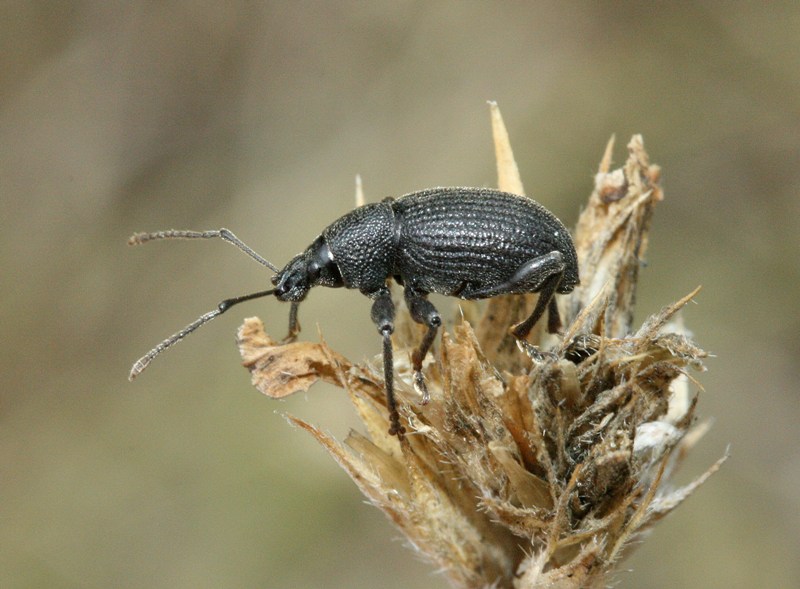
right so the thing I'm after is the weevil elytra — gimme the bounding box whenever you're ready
[129,187,579,438]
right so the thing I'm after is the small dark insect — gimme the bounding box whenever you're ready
[129,187,579,439]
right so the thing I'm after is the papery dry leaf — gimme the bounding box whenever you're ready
[238,317,354,398]
[236,105,722,589]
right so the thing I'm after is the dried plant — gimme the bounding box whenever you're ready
[237,104,724,589]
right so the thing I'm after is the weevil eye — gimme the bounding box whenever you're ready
[271,275,278,286]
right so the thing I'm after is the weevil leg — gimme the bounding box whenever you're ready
[510,269,563,362]
[547,295,562,334]
[473,250,566,339]
[404,289,441,405]
[281,302,301,343]
[370,289,404,438]
[463,250,566,341]
[464,251,565,301]
[511,270,563,340]
[498,251,567,361]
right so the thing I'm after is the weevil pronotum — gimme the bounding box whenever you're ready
[129,187,579,438]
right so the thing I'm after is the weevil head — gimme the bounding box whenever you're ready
[272,236,343,302]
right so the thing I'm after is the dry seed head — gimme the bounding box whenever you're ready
[236,106,724,589]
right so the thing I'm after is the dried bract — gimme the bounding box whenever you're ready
[237,107,724,589]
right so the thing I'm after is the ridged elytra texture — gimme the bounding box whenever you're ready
[323,187,579,298]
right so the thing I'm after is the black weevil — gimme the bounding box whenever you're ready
[129,187,579,438]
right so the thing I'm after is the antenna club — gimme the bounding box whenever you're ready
[128,233,149,245]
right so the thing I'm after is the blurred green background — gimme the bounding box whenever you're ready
[1,2,798,588]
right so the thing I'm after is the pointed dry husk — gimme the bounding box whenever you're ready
[237,106,723,589]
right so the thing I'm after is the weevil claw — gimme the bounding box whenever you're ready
[515,339,558,362]
[413,371,431,404]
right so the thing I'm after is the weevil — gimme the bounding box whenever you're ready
[129,187,579,438]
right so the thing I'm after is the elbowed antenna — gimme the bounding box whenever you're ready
[128,227,283,379]
[128,228,280,273]
[128,288,276,380]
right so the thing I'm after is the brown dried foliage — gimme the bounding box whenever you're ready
[237,105,724,588]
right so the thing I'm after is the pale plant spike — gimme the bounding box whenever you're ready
[128,308,223,380]
[128,228,279,273]
[599,134,616,174]
[648,451,729,517]
[354,174,366,208]
[488,101,525,195]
